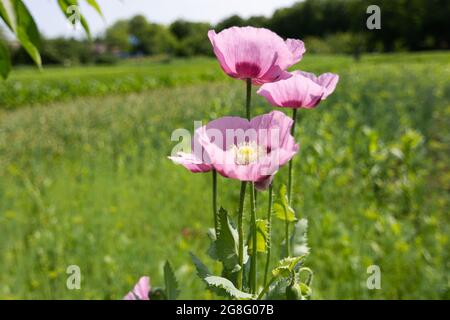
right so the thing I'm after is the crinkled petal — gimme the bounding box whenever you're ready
[285,39,306,66]
[292,71,339,99]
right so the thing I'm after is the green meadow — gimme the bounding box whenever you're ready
[0,52,449,299]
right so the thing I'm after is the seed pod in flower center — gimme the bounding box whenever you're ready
[231,141,266,165]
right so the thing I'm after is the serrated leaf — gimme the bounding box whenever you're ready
[163,261,179,300]
[190,252,243,298]
[271,256,304,278]
[273,185,296,222]
[248,219,269,254]
[0,39,11,79]
[292,218,310,257]
[190,252,212,279]
[214,207,248,273]
[204,276,254,300]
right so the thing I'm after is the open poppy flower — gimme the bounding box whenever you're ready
[208,26,305,85]
[196,111,298,189]
[257,71,339,108]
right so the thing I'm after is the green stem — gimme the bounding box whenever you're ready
[246,78,252,119]
[212,170,218,236]
[287,108,298,205]
[236,181,247,290]
[257,276,276,300]
[285,220,290,257]
[249,182,257,294]
[263,183,273,287]
[285,108,298,257]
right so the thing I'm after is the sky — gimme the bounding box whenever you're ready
[21,0,300,38]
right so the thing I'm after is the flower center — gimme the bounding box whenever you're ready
[232,141,266,165]
[235,62,261,78]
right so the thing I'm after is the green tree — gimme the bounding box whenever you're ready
[128,15,175,55]
[104,20,131,53]
[169,20,211,56]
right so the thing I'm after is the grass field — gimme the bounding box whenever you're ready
[0,52,449,299]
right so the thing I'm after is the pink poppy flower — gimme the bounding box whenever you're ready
[124,276,150,300]
[257,71,339,109]
[196,111,298,189]
[208,26,305,85]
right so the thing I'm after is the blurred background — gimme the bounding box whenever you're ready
[0,0,448,299]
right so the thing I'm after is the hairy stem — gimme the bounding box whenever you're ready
[249,182,257,293]
[287,108,298,205]
[286,108,298,257]
[263,183,273,286]
[212,170,218,236]
[257,276,276,300]
[236,181,247,290]
[285,220,290,257]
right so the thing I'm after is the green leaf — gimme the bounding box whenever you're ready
[190,252,236,298]
[14,0,41,67]
[0,39,11,79]
[214,207,248,273]
[79,14,90,37]
[0,0,16,31]
[292,218,310,257]
[204,276,254,300]
[266,278,290,300]
[248,219,269,254]
[273,185,297,222]
[272,256,304,278]
[163,261,179,300]
[1,0,42,68]
[85,0,103,17]
[190,252,212,279]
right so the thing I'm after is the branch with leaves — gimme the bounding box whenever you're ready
[0,0,102,79]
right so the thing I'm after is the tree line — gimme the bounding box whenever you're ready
[7,0,449,66]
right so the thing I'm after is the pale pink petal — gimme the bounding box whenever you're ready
[292,71,339,99]
[168,152,212,173]
[124,276,150,300]
[285,39,306,66]
[316,73,339,98]
[208,30,237,77]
